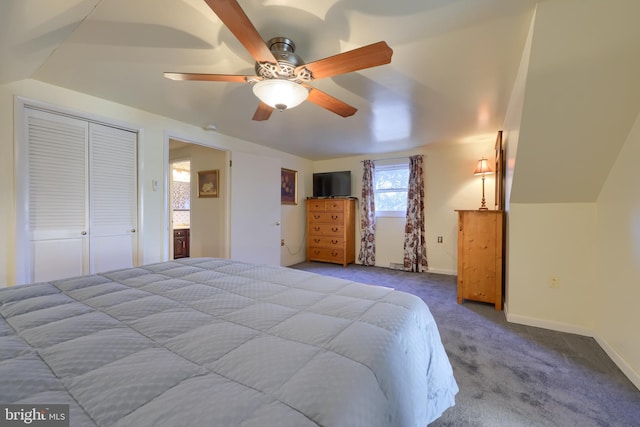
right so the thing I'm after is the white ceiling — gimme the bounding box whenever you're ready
[0,0,539,160]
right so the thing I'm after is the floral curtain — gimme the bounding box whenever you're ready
[403,155,428,272]
[358,160,376,266]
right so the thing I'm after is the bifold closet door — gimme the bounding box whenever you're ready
[26,109,89,282]
[23,108,138,283]
[89,123,138,273]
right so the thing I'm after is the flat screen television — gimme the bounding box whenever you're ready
[313,171,351,198]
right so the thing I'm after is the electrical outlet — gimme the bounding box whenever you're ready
[437,236,443,244]
[281,239,285,247]
[548,276,560,289]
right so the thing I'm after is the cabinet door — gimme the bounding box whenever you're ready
[23,108,89,283]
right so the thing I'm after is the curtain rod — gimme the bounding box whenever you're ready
[360,156,411,163]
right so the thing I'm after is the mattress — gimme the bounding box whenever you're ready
[0,258,458,426]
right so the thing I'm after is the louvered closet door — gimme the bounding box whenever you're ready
[26,109,89,282]
[89,123,138,273]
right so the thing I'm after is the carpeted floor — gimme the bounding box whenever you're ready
[291,262,640,427]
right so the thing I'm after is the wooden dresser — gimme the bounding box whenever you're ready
[306,198,356,267]
[456,210,504,310]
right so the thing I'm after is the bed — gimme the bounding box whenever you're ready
[0,258,458,426]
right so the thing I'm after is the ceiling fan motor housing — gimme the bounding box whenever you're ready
[255,37,309,81]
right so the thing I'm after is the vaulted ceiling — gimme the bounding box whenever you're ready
[0,0,538,160]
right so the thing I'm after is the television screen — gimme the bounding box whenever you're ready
[313,171,351,198]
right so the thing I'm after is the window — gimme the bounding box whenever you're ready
[374,162,409,217]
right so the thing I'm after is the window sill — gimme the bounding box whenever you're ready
[375,211,405,218]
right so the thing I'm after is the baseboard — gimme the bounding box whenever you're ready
[505,308,640,391]
[377,262,456,276]
[506,311,593,336]
[594,335,640,391]
[426,267,456,276]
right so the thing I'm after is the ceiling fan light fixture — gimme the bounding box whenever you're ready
[252,79,308,111]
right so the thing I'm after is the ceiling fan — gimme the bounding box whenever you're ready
[164,0,393,121]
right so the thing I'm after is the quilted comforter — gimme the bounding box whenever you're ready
[0,258,458,426]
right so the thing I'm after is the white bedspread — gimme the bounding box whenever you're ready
[0,258,458,426]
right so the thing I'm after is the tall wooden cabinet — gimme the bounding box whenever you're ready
[306,198,356,267]
[456,210,504,310]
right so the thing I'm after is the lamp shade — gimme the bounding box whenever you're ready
[473,158,494,175]
[252,79,309,111]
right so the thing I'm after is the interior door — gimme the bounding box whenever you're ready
[24,108,89,283]
[89,123,138,273]
[230,151,281,265]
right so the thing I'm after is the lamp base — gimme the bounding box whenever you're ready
[478,206,488,211]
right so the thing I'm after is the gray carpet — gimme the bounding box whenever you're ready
[291,262,640,427]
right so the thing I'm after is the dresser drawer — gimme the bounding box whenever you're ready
[307,247,345,263]
[309,223,344,236]
[307,199,328,211]
[324,200,346,212]
[308,212,344,223]
[309,236,344,248]
[307,199,347,212]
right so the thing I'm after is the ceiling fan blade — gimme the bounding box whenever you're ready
[252,102,274,121]
[306,87,357,118]
[299,41,393,80]
[203,0,278,66]
[164,72,253,82]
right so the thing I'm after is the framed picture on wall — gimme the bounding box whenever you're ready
[198,169,219,198]
[495,130,504,210]
[281,168,298,205]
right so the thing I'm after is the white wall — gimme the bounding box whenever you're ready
[594,111,640,387]
[507,203,597,334]
[313,142,495,275]
[0,79,311,286]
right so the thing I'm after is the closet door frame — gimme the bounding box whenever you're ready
[14,96,142,285]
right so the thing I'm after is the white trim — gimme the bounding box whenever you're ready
[15,96,139,133]
[506,312,592,336]
[163,131,231,261]
[426,267,456,276]
[594,335,640,391]
[375,210,405,218]
[13,97,29,284]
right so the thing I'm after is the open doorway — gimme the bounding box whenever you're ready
[168,138,228,260]
[170,159,191,259]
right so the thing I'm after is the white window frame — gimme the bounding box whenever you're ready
[374,161,409,218]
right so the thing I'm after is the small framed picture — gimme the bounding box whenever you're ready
[281,168,298,205]
[198,170,219,198]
